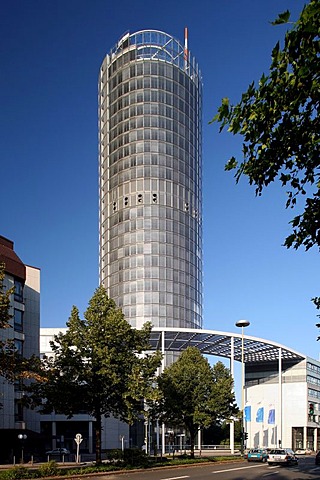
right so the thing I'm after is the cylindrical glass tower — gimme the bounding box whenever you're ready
[99,30,202,330]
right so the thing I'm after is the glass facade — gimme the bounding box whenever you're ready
[99,30,203,330]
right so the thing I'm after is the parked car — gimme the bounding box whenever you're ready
[295,448,306,455]
[46,448,70,456]
[247,448,268,462]
[267,448,298,466]
[295,448,312,455]
[315,451,320,465]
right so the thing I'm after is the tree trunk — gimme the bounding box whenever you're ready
[190,429,195,459]
[95,409,102,464]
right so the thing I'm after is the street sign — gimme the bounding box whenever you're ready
[75,433,83,445]
[74,434,83,463]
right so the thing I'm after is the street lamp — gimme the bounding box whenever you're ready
[235,319,250,454]
[18,434,27,463]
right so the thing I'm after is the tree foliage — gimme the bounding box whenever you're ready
[156,347,238,457]
[212,0,320,252]
[30,286,161,464]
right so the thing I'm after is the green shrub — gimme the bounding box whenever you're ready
[65,464,120,476]
[107,449,123,462]
[0,466,33,479]
[38,461,59,477]
[123,448,148,467]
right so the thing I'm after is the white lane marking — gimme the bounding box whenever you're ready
[213,464,265,473]
[262,472,279,477]
[160,477,190,480]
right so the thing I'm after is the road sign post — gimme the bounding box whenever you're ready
[74,433,83,463]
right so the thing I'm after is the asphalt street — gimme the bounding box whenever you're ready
[88,456,320,480]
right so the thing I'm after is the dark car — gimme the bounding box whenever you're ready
[247,448,268,462]
[46,448,70,456]
[315,451,320,465]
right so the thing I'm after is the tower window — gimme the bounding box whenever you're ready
[113,201,117,211]
[152,193,157,203]
[137,194,143,203]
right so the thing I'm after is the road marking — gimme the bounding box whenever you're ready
[213,464,264,474]
[160,477,190,480]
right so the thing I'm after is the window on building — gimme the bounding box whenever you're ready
[14,400,24,422]
[14,279,24,302]
[14,339,23,356]
[14,309,23,332]
[14,379,23,392]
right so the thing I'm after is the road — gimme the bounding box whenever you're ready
[91,456,320,480]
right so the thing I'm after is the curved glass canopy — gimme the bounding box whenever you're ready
[149,327,305,363]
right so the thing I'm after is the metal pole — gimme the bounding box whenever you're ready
[230,336,235,454]
[161,330,166,455]
[241,326,244,455]
[278,347,282,447]
[235,319,250,455]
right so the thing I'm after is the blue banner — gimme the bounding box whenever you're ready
[268,408,275,424]
[256,407,264,423]
[244,406,251,422]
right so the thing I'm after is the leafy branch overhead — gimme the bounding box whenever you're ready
[212,0,320,252]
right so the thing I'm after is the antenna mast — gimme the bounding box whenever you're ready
[184,27,188,71]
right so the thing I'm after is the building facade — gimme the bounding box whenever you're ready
[0,235,40,461]
[99,30,203,332]
[245,356,320,451]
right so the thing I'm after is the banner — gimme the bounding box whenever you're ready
[268,408,275,424]
[256,407,264,423]
[244,405,251,422]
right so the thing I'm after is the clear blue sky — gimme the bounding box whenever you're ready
[1,0,318,360]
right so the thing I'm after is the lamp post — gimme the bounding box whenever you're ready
[18,434,27,463]
[235,319,250,454]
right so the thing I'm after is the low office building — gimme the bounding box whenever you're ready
[245,356,320,451]
[0,235,40,462]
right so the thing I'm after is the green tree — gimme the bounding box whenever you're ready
[31,286,161,464]
[212,0,320,313]
[156,347,238,457]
